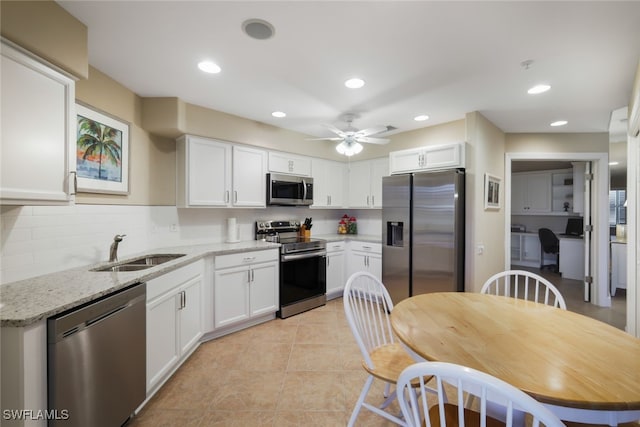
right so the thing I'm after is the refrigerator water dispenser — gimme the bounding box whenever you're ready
[387,222,404,247]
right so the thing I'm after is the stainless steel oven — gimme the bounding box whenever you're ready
[256,220,326,318]
[267,173,314,206]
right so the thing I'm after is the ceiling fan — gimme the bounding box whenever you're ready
[308,114,392,156]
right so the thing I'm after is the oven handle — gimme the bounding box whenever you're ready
[281,250,326,262]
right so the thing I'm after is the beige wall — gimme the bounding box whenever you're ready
[0,0,88,79]
[506,133,609,153]
[465,112,506,292]
[76,67,176,205]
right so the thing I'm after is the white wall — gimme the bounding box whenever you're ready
[0,205,381,284]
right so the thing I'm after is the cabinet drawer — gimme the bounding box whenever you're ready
[349,241,381,254]
[326,241,346,252]
[214,249,279,269]
[147,260,203,301]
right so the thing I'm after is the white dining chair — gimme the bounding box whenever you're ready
[397,361,566,427]
[343,271,434,426]
[481,270,567,310]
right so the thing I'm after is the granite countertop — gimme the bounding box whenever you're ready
[314,233,382,243]
[0,240,280,327]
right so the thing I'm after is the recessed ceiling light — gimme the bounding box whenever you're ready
[609,161,619,166]
[550,120,568,127]
[198,61,221,74]
[271,111,286,118]
[528,84,551,95]
[414,115,430,121]
[242,19,275,40]
[345,78,365,89]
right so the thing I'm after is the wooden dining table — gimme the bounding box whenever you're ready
[390,292,640,425]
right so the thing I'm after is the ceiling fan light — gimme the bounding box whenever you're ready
[336,141,363,156]
[414,115,429,121]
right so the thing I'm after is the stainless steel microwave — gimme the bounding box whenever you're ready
[267,173,313,206]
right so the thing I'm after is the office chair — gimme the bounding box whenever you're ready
[538,228,559,273]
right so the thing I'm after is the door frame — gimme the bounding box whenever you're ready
[504,152,610,307]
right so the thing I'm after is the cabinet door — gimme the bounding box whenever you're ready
[348,161,372,208]
[268,152,311,176]
[314,159,346,208]
[525,173,551,213]
[179,276,203,355]
[326,251,345,295]
[367,254,383,280]
[423,143,462,170]
[146,291,179,392]
[389,148,422,174]
[183,137,232,206]
[249,261,279,317]
[522,235,541,263]
[1,42,75,204]
[214,266,250,328]
[233,145,267,207]
[311,158,330,207]
[511,174,528,214]
[370,158,389,208]
[346,251,368,279]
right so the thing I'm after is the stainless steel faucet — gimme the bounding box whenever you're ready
[109,234,126,262]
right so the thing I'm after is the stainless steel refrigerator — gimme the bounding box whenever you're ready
[382,169,465,304]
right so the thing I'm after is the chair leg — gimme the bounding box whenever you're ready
[348,375,374,427]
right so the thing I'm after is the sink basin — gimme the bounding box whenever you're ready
[123,254,186,266]
[91,254,186,272]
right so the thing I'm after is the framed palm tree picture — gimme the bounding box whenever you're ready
[76,103,129,194]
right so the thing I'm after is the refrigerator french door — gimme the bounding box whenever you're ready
[382,169,465,304]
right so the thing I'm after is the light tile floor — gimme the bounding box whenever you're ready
[130,279,631,427]
[130,298,395,427]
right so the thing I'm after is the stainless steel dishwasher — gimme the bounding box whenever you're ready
[48,283,146,427]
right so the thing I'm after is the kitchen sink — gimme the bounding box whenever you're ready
[91,254,186,272]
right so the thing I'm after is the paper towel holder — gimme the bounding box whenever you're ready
[226,217,240,243]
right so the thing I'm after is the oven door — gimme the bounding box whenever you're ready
[280,251,326,308]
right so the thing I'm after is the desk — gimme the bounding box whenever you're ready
[390,293,640,425]
[559,236,584,280]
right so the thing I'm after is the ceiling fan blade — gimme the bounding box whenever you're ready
[321,123,347,138]
[355,125,390,137]
[357,136,390,145]
[306,137,343,141]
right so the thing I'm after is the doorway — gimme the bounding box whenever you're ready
[505,152,610,308]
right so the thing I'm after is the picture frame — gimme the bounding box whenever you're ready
[76,103,130,194]
[484,173,501,210]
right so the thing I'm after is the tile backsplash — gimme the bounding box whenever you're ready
[0,205,381,284]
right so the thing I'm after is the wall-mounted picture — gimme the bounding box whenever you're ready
[76,103,129,194]
[484,173,501,210]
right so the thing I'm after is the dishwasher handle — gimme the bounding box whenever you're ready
[48,283,146,343]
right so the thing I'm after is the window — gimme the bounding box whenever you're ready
[609,190,626,226]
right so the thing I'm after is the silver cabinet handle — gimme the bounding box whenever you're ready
[225,190,230,203]
[234,191,238,203]
[367,195,370,206]
[242,256,256,263]
[362,245,372,250]
[251,269,255,282]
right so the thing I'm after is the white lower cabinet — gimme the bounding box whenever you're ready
[146,260,204,393]
[346,241,382,280]
[214,250,279,329]
[326,241,346,299]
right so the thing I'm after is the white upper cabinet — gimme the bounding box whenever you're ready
[348,158,388,209]
[268,151,312,176]
[1,41,76,205]
[389,142,465,174]
[311,158,346,208]
[176,135,266,208]
[233,145,267,207]
[177,135,232,207]
[511,171,552,214]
